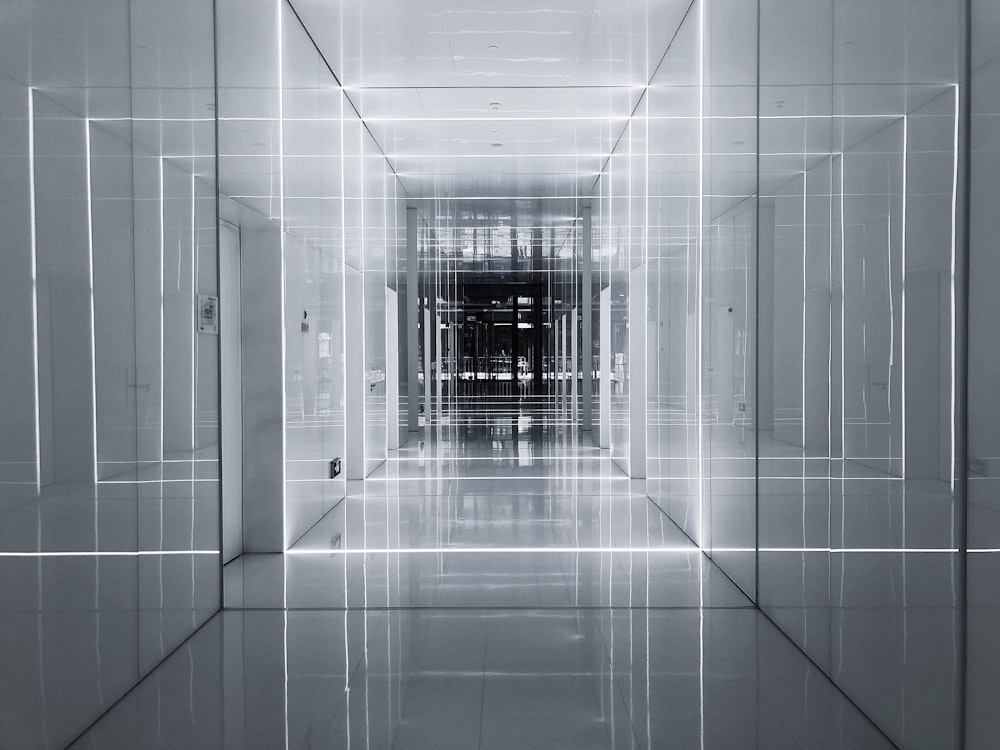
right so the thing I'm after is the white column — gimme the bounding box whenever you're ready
[406,207,419,431]
[240,220,284,552]
[581,207,593,430]
[345,266,365,480]
[386,287,399,449]
[599,286,611,448]
[561,311,568,406]
[571,306,578,418]
[629,264,647,478]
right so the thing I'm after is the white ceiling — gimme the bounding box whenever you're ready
[209,0,964,234]
[290,0,695,209]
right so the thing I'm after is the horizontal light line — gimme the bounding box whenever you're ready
[281,546,992,556]
[287,546,698,555]
[386,456,609,462]
[96,479,217,484]
[0,551,220,558]
[755,548,959,554]
[361,116,633,123]
[364,476,629,481]
[387,154,607,159]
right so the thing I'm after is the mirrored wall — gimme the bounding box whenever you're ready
[216,0,403,560]
[594,0,984,747]
[0,0,220,747]
[968,0,1000,746]
[757,1,963,747]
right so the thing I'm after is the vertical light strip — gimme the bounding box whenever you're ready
[360,127,367,477]
[340,89,348,492]
[900,116,908,478]
[802,170,808,449]
[28,89,41,492]
[696,0,706,547]
[191,173,197,453]
[85,119,98,485]
[698,553,705,750]
[840,156,846,461]
[828,160,834,454]
[277,0,288,553]
[160,158,166,462]
[384,177,389,462]
[949,86,959,489]
[283,609,289,750]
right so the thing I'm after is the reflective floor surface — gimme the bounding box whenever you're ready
[71,399,896,749]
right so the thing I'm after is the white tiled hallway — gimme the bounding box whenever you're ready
[72,402,894,749]
[3,1,1000,749]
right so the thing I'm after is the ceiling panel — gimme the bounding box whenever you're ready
[290,0,693,201]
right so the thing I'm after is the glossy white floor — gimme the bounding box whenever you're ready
[71,398,896,749]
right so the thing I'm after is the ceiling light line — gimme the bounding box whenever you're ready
[343,85,652,91]
[283,0,407,193]
[573,0,601,78]
[589,0,698,196]
[361,116,630,122]
[439,0,461,78]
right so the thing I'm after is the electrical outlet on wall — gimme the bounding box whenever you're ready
[330,457,342,478]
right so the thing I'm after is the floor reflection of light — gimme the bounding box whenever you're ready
[0,551,219,557]
[286,546,700,555]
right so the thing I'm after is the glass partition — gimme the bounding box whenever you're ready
[967,0,1000,745]
[757,1,964,747]
[0,0,219,746]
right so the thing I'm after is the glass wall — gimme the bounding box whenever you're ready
[600,0,976,747]
[968,1,1000,746]
[757,1,963,747]
[0,0,219,747]
[639,0,758,596]
[216,0,402,549]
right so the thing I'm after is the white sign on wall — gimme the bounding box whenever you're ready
[198,294,219,334]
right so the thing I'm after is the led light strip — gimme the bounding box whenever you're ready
[28,89,41,493]
[277,0,288,555]
[85,120,98,485]
[286,546,700,555]
[0,550,220,557]
[949,85,959,489]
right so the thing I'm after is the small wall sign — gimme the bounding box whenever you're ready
[198,295,219,334]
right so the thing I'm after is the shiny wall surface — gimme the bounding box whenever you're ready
[757,1,963,747]
[0,0,220,747]
[967,0,1000,745]
[605,0,759,597]
[217,0,404,543]
[596,0,972,747]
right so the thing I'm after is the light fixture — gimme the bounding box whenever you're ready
[490,101,501,111]
[488,44,498,51]
[491,142,504,148]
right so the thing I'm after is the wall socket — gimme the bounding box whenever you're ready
[330,457,342,478]
[969,457,987,477]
